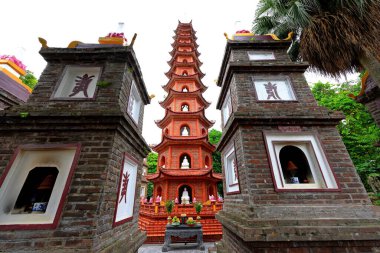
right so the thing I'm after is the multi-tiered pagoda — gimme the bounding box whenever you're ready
[139,21,223,243]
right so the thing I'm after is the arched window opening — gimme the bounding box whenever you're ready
[180,125,190,136]
[183,59,188,63]
[178,185,192,204]
[279,145,314,184]
[165,128,169,135]
[180,154,191,169]
[13,167,59,214]
[182,86,189,92]
[201,128,206,135]
[208,185,214,199]
[157,186,162,197]
[205,156,210,168]
[160,156,166,168]
[182,70,188,76]
[181,103,189,112]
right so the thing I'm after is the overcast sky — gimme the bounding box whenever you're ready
[1,0,358,145]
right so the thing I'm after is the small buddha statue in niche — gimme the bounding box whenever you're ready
[182,104,189,111]
[181,187,190,204]
[181,156,190,169]
[181,127,189,136]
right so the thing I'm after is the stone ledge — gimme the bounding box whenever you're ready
[216,211,380,242]
[98,230,146,253]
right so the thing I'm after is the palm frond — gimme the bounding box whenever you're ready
[300,2,380,77]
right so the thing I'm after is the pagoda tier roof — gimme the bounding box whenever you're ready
[167,51,203,67]
[162,74,207,93]
[171,40,199,50]
[165,61,205,79]
[155,107,215,129]
[172,33,198,41]
[169,47,200,57]
[174,27,196,35]
[175,21,196,33]
[146,168,222,182]
[152,133,216,153]
[159,88,211,109]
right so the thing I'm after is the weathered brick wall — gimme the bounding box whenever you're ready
[93,131,145,252]
[364,96,380,127]
[218,226,380,253]
[220,124,372,220]
[0,46,149,253]
[230,48,290,62]
[23,59,144,134]
[229,73,324,117]
[0,119,147,253]
[216,39,380,253]
[0,127,112,252]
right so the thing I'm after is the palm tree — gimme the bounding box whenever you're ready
[253,0,380,87]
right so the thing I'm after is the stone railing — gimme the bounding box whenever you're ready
[139,202,223,217]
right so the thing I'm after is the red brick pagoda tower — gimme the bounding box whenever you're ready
[139,21,223,243]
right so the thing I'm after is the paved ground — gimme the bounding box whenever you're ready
[138,242,215,253]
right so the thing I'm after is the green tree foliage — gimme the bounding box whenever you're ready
[311,81,380,189]
[209,129,222,174]
[146,152,158,198]
[20,70,38,90]
[209,129,224,196]
[146,152,158,173]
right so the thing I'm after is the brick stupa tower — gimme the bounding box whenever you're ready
[215,32,380,252]
[0,35,150,252]
[139,21,223,243]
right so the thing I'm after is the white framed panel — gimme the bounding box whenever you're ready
[0,144,80,228]
[223,144,240,194]
[252,76,296,101]
[113,154,138,226]
[221,91,232,127]
[248,51,275,61]
[52,66,101,99]
[127,80,142,124]
[264,132,339,191]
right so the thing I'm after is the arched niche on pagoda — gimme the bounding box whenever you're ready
[181,103,190,112]
[205,156,210,168]
[208,184,215,198]
[180,125,190,136]
[178,184,193,204]
[181,86,189,92]
[179,153,191,169]
[160,156,166,168]
[201,128,206,135]
[156,186,163,198]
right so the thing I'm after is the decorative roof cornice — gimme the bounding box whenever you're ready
[155,107,215,129]
[162,74,207,92]
[152,134,215,153]
[159,88,211,109]
[172,33,198,41]
[167,51,203,67]
[146,168,222,181]
[171,40,199,49]
[165,61,205,79]
[169,47,200,57]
